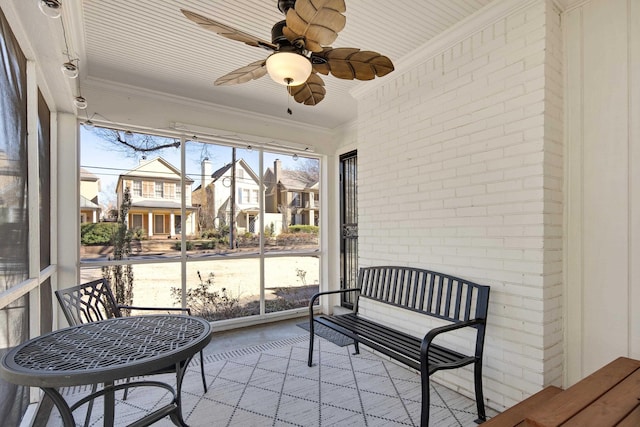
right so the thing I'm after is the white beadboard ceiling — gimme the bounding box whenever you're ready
[74,0,493,129]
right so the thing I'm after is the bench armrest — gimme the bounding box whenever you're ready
[118,305,192,315]
[309,288,360,311]
[420,318,484,362]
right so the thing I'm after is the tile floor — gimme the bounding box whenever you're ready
[47,318,498,426]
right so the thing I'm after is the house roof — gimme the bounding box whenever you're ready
[80,168,99,182]
[80,195,100,210]
[118,157,194,184]
[265,167,319,191]
[211,159,262,186]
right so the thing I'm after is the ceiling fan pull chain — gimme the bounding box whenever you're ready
[286,86,293,115]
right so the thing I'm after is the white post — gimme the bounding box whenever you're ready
[147,211,153,237]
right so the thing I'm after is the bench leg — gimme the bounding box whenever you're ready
[473,358,487,423]
[353,341,360,355]
[308,319,315,367]
[420,368,430,427]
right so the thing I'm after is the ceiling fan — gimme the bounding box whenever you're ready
[180,0,394,107]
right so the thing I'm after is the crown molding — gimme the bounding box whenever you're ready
[350,0,542,100]
[84,76,333,137]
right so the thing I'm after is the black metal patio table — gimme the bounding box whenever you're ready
[0,314,211,427]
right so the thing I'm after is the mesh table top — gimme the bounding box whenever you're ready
[1,315,211,388]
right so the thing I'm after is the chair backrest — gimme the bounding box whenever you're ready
[55,279,121,325]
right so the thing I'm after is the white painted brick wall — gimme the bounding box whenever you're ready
[353,0,562,411]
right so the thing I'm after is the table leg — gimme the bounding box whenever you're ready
[42,388,75,427]
[167,359,191,427]
[103,381,115,427]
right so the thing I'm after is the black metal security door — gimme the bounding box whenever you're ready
[340,151,358,308]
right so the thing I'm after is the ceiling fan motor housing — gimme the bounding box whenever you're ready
[272,20,304,52]
[277,0,296,14]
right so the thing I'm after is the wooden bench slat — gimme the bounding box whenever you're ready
[524,357,640,427]
[481,386,563,427]
[616,404,640,427]
[560,367,640,426]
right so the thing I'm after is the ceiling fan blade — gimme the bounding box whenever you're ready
[312,47,394,80]
[214,59,268,86]
[284,0,346,52]
[288,73,326,105]
[181,9,277,51]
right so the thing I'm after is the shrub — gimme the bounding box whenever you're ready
[200,228,219,239]
[132,227,146,240]
[263,223,275,238]
[201,240,216,250]
[288,225,319,234]
[171,271,246,320]
[173,240,194,250]
[81,222,118,245]
[276,232,317,245]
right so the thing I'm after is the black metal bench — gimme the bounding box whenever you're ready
[307,266,491,426]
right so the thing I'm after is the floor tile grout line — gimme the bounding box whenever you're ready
[381,359,417,426]
[432,381,463,427]
[317,337,322,427]
[272,345,294,427]
[181,358,230,423]
[347,342,369,427]
[225,352,264,427]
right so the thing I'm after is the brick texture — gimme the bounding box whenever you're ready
[352,0,563,410]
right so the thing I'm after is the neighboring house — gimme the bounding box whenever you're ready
[192,158,267,234]
[116,157,196,238]
[264,159,319,228]
[80,168,100,223]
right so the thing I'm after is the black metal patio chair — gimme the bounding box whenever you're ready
[55,278,208,426]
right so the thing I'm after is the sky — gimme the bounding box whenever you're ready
[80,126,313,208]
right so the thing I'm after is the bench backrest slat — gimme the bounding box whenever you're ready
[357,266,490,326]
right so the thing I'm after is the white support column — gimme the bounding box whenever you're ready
[147,211,153,237]
[170,212,175,236]
[92,211,97,223]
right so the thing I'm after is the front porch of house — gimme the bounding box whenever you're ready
[44,318,500,427]
[1,0,639,426]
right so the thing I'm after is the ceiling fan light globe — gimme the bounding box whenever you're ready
[61,61,78,78]
[266,52,311,86]
[73,96,87,109]
[39,0,61,19]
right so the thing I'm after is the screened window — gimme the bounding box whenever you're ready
[80,129,320,323]
[0,8,30,425]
